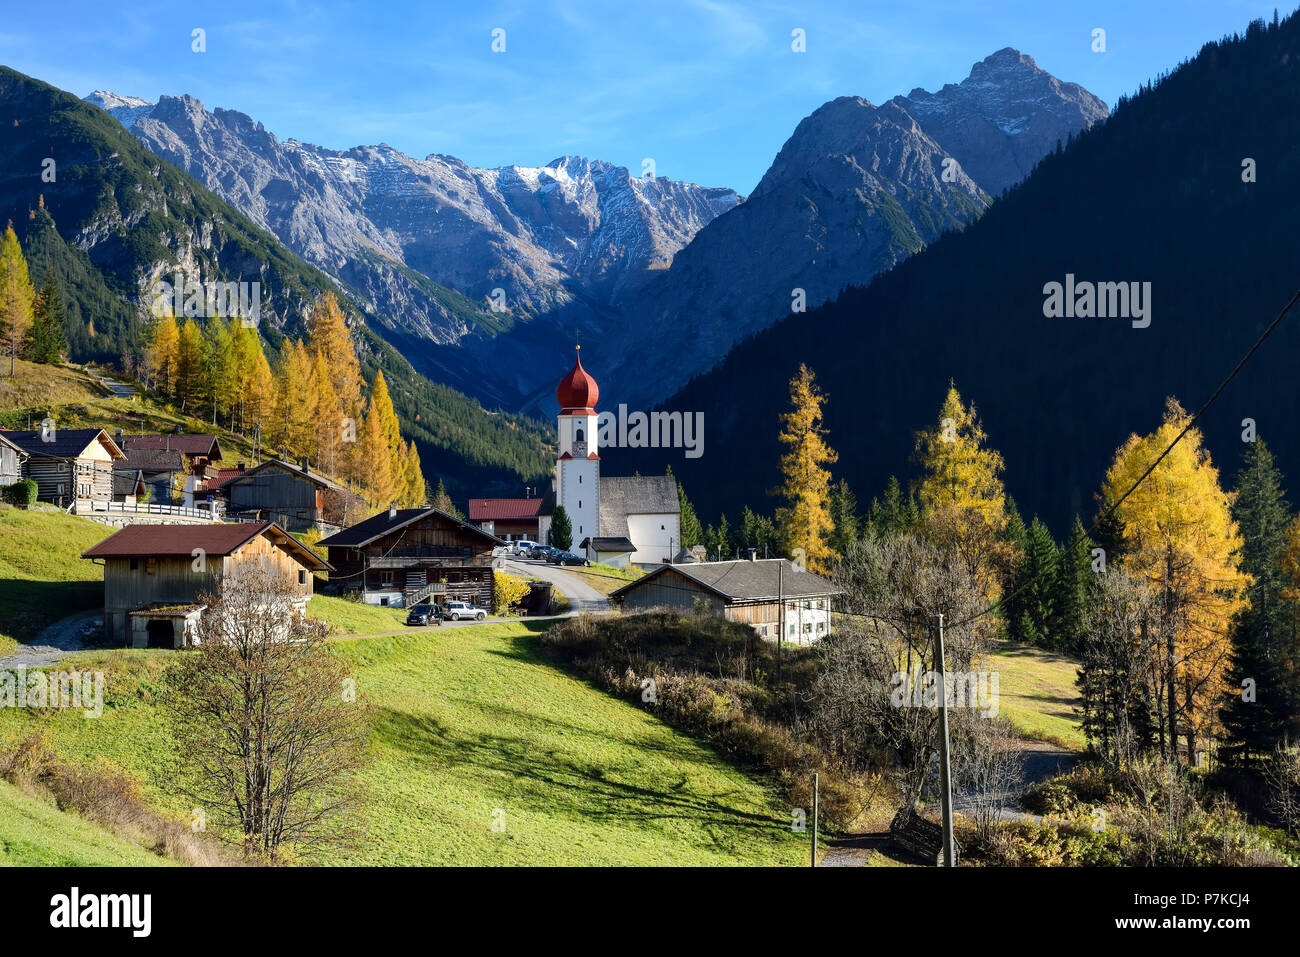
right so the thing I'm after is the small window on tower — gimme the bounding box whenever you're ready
[576,428,584,442]
[578,500,582,508]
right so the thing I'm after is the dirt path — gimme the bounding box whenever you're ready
[819,738,1079,866]
[0,610,104,669]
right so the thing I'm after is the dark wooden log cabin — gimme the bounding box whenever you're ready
[222,458,365,533]
[3,428,124,508]
[0,432,27,487]
[318,506,505,609]
[82,522,330,648]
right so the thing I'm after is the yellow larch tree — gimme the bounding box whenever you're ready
[271,339,317,458]
[1102,397,1249,765]
[775,364,838,573]
[149,309,180,395]
[361,394,396,506]
[913,383,1009,605]
[0,224,34,376]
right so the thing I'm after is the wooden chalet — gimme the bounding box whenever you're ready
[318,506,504,609]
[113,446,186,505]
[0,432,27,487]
[610,556,840,643]
[3,428,124,509]
[469,496,543,540]
[82,522,329,648]
[118,433,223,473]
[221,458,364,533]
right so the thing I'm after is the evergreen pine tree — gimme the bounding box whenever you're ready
[24,269,67,363]
[1001,497,1029,641]
[1220,440,1294,769]
[828,479,860,555]
[1055,516,1097,653]
[677,482,703,548]
[1021,518,1060,646]
[549,505,573,551]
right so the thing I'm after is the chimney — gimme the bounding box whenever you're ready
[236,461,246,471]
[388,504,397,521]
[300,458,309,472]
[747,548,757,562]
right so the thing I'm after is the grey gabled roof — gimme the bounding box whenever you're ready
[0,432,27,458]
[610,558,840,603]
[112,469,145,497]
[1,428,123,460]
[226,458,346,491]
[116,447,185,472]
[597,475,678,537]
[581,536,636,552]
[317,507,505,549]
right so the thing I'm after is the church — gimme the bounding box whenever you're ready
[536,348,680,569]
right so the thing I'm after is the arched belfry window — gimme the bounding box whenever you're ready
[575,427,585,442]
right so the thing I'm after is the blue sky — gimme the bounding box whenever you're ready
[1,0,1285,193]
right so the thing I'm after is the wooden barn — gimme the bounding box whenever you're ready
[82,522,330,648]
[3,428,124,509]
[0,432,27,487]
[609,557,840,644]
[318,506,504,609]
[221,458,364,533]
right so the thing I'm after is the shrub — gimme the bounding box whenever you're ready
[0,731,235,865]
[2,479,38,506]
[541,610,875,827]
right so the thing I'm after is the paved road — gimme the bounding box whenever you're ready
[501,558,611,616]
[0,610,103,669]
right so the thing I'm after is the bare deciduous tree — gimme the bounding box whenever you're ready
[1077,569,1161,770]
[165,569,368,863]
[952,716,1023,843]
[810,533,996,809]
[1265,745,1300,836]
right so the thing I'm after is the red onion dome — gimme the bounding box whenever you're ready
[556,347,599,412]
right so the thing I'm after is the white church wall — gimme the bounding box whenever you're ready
[626,512,680,566]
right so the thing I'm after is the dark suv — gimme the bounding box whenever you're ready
[406,603,442,626]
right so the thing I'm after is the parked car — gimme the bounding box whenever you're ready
[533,545,560,561]
[512,539,540,556]
[552,551,590,566]
[406,603,442,626]
[442,600,487,621]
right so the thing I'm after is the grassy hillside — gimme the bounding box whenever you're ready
[981,642,1085,750]
[0,359,107,411]
[307,595,408,635]
[0,626,805,865]
[0,506,112,656]
[0,779,172,866]
[0,359,262,465]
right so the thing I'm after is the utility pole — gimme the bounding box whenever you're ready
[935,613,956,867]
[777,560,784,685]
[811,771,819,867]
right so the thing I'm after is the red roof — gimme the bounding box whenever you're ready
[469,498,544,521]
[555,347,599,413]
